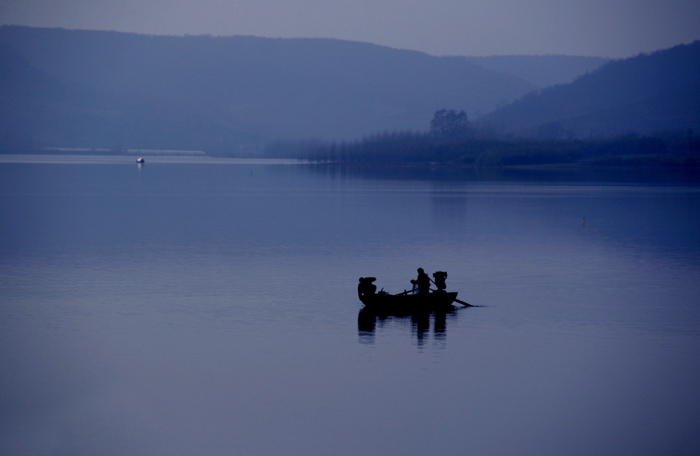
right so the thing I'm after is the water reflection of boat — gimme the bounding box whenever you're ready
[358,306,454,346]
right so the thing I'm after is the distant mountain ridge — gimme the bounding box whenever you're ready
[0,26,542,153]
[0,43,247,153]
[4,26,687,154]
[482,41,700,137]
[465,55,607,88]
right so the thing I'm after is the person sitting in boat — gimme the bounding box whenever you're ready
[411,268,431,295]
[433,271,448,292]
[358,277,377,300]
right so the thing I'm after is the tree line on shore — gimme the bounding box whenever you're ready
[266,110,700,168]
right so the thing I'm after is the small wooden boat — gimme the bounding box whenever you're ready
[358,274,470,311]
[359,290,459,311]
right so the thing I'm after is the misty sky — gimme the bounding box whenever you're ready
[1,0,699,57]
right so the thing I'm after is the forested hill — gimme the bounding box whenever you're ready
[0,44,243,153]
[465,55,607,88]
[0,26,538,154]
[482,41,700,138]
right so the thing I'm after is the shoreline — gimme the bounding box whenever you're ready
[0,154,307,165]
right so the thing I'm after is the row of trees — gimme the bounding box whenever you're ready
[266,110,700,168]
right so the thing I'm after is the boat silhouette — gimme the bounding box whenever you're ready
[358,272,469,311]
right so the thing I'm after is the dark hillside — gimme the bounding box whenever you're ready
[0,46,115,151]
[0,45,255,152]
[0,26,536,153]
[482,41,700,137]
[466,55,607,88]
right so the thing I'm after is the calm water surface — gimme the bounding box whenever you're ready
[1,158,700,455]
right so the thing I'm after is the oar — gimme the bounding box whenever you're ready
[454,298,473,307]
[429,275,474,307]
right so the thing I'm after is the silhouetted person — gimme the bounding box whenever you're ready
[411,268,430,295]
[358,277,377,301]
[433,271,447,292]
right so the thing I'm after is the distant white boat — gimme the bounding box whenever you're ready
[136,157,145,164]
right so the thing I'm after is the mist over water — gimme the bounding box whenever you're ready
[1,159,699,455]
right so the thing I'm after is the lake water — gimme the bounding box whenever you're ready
[1,157,700,456]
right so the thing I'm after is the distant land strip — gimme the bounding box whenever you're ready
[266,132,700,170]
[41,147,206,155]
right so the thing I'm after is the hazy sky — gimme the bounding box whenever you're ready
[1,0,699,57]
